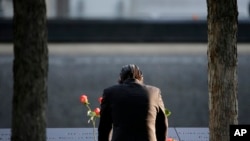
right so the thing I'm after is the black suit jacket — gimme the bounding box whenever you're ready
[98,79,168,141]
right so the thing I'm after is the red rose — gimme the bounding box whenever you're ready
[80,94,88,104]
[94,108,100,116]
[98,97,103,104]
[166,138,175,141]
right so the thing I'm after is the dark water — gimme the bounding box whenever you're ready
[0,54,249,128]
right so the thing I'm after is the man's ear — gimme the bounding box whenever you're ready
[140,77,144,82]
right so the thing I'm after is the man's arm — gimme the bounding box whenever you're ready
[98,90,112,141]
[155,90,168,141]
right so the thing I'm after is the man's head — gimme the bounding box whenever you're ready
[118,64,143,84]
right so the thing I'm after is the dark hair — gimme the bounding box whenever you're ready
[119,64,143,84]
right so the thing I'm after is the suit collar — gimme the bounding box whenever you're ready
[123,78,143,85]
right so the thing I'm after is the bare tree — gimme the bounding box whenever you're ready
[11,0,48,141]
[207,0,238,141]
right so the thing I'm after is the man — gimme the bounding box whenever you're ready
[98,64,168,141]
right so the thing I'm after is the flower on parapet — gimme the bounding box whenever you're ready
[80,94,102,141]
[166,137,177,141]
[80,94,89,105]
[94,107,100,116]
[98,97,103,104]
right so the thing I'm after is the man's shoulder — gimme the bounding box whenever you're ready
[143,84,161,93]
[103,83,161,93]
[104,84,121,92]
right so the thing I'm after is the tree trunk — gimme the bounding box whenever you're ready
[11,0,48,141]
[207,0,238,141]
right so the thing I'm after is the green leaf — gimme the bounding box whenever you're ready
[87,110,92,116]
[165,108,171,117]
[84,102,90,105]
[87,111,98,118]
[90,116,94,121]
